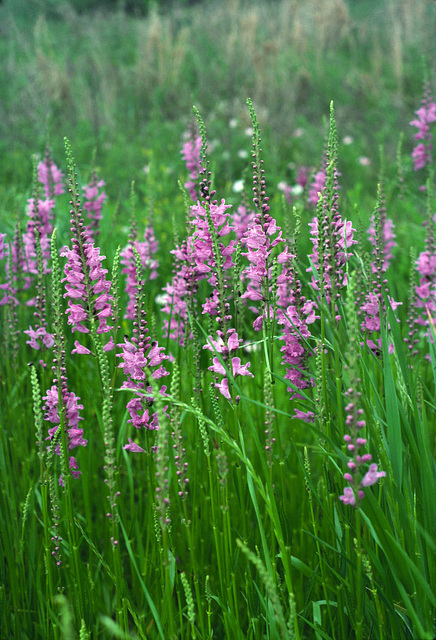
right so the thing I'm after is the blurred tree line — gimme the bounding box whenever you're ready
[70,0,201,13]
[0,0,206,17]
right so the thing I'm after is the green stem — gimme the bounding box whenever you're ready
[355,509,363,640]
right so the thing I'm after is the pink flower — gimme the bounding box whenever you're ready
[230,356,254,378]
[339,487,364,506]
[294,409,315,423]
[181,125,202,201]
[410,85,436,171]
[123,438,147,453]
[72,340,92,355]
[37,158,65,198]
[61,243,113,336]
[308,168,326,207]
[215,377,231,401]
[43,384,86,483]
[24,326,55,350]
[121,225,159,320]
[360,463,386,487]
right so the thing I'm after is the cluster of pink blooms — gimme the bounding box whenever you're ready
[117,333,169,439]
[121,225,159,320]
[37,157,65,199]
[308,216,356,296]
[278,166,309,205]
[161,198,237,347]
[204,328,253,401]
[60,241,114,353]
[0,233,13,307]
[277,290,317,405]
[191,199,236,313]
[43,385,87,486]
[410,84,436,171]
[307,167,326,207]
[241,211,290,330]
[415,249,436,339]
[367,215,396,273]
[360,195,401,354]
[181,125,202,201]
[339,388,386,506]
[23,158,65,278]
[82,175,107,243]
[307,134,357,309]
[23,325,55,351]
[232,203,255,244]
[162,236,198,345]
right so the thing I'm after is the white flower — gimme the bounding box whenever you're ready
[358,156,371,166]
[237,149,248,159]
[244,126,254,137]
[232,179,245,193]
[229,118,238,128]
[342,135,354,145]
[154,294,168,306]
[291,184,304,196]
[242,340,261,353]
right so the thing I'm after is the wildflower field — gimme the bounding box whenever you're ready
[0,1,436,639]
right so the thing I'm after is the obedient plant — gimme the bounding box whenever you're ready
[118,247,169,437]
[307,104,357,312]
[277,229,318,408]
[181,120,202,201]
[82,171,107,243]
[192,109,255,400]
[59,150,114,353]
[240,99,290,332]
[43,229,87,486]
[410,82,436,172]
[0,233,12,307]
[361,185,401,353]
[23,154,64,280]
[120,194,159,320]
[414,179,436,346]
[367,183,396,273]
[340,275,386,506]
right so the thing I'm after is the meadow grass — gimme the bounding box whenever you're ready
[1,1,436,639]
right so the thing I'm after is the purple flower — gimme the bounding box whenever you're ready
[37,157,65,199]
[360,463,386,487]
[232,203,255,243]
[308,168,326,207]
[61,242,113,337]
[339,487,364,506]
[240,215,288,328]
[117,329,169,431]
[410,85,436,171]
[121,225,159,320]
[24,326,55,350]
[307,214,357,301]
[123,438,147,453]
[82,175,107,243]
[0,233,14,307]
[181,124,202,201]
[161,236,199,346]
[294,409,315,423]
[43,384,87,484]
[340,387,386,507]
